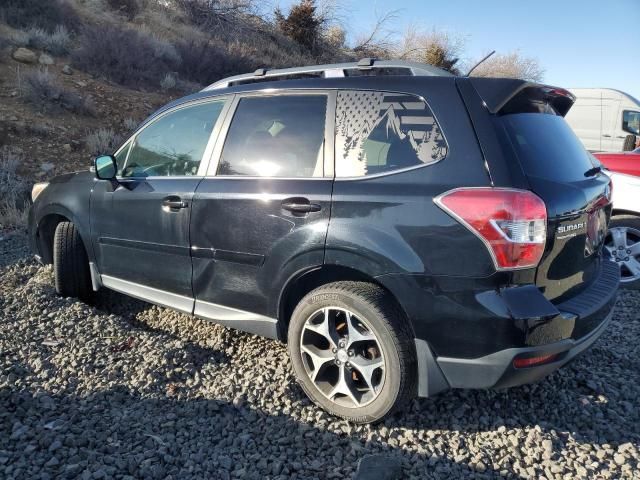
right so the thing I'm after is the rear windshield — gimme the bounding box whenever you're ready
[499,113,596,182]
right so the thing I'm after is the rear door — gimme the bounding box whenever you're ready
[496,108,612,302]
[189,91,335,333]
[600,95,620,152]
[91,98,229,310]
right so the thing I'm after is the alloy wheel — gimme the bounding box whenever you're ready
[605,226,640,283]
[299,307,385,408]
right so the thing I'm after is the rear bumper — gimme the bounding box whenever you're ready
[407,259,619,396]
[435,308,612,390]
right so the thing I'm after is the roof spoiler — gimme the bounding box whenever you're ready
[467,77,576,117]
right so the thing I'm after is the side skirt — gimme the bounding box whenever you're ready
[194,299,278,340]
[100,274,194,314]
[98,273,278,339]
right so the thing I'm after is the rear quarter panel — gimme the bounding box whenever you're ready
[326,79,494,278]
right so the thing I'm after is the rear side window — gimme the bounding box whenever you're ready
[499,113,596,182]
[335,91,447,177]
[218,95,327,177]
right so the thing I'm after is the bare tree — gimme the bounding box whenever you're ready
[173,0,257,32]
[395,27,465,74]
[352,9,399,58]
[469,51,544,82]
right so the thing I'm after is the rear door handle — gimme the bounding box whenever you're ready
[162,195,188,211]
[281,197,321,214]
[602,134,612,138]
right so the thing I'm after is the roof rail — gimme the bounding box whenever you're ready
[202,59,453,91]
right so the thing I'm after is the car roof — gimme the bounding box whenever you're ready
[202,59,453,91]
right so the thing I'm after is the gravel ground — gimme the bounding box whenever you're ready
[1,231,639,479]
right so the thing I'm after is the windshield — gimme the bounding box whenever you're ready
[499,113,596,182]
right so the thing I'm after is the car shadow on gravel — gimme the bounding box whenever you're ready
[2,383,508,479]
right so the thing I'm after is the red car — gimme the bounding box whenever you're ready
[594,147,640,177]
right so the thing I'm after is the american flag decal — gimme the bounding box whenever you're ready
[335,91,447,177]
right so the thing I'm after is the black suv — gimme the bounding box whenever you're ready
[28,60,619,423]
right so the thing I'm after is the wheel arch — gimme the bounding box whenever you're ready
[34,206,91,265]
[276,264,412,342]
[611,209,640,219]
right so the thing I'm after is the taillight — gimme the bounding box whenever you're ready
[435,188,547,270]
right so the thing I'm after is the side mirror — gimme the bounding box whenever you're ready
[94,155,117,180]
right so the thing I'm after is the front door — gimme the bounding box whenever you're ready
[91,98,229,312]
[190,92,334,334]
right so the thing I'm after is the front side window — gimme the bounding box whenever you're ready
[217,95,327,177]
[335,91,447,177]
[622,110,640,135]
[122,100,225,177]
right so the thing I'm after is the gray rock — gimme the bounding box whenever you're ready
[353,454,402,480]
[12,48,37,64]
[39,53,55,65]
[62,65,73,75]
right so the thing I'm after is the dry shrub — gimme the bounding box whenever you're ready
[85,128,124,156]
[71,25,180,88]
[469,51,544,82]
[0,148,30,229]
[24,25,73,56]
[275,0,321,51]
[23,69,96,116]
[174,39,254,85]
[0,0,80,33]
[106,0,141,19]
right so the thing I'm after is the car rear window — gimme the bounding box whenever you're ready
[499,113,596,182]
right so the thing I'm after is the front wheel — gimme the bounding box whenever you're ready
[53,221,93,302]
[605,215,640,290]
[288,281,417,423]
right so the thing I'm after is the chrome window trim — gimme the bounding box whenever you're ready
[205,89,336,179]
[113,95,232,181]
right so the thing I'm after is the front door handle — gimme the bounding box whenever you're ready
[162,195,188,211]
[281,197,321,214]
[602,134,612,138]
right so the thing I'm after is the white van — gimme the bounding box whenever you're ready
[565,88,640,152]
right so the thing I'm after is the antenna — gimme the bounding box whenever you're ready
[465,50,496,77]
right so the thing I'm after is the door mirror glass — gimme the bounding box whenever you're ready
[95,155,117,180]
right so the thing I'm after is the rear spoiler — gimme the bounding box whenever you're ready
[465,77,576,117]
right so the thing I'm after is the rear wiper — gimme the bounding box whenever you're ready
[584,166,602,177]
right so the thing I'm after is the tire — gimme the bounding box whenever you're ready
[606,215,640,290]
[288,281,417,423]
[53,221,93,302]
[622,135,637,152]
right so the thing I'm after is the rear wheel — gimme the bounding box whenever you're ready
[605,215,640,290]
[288,281,416,423]
[53,221,93,301]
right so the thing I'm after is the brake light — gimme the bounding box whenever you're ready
[435,188,547,270]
